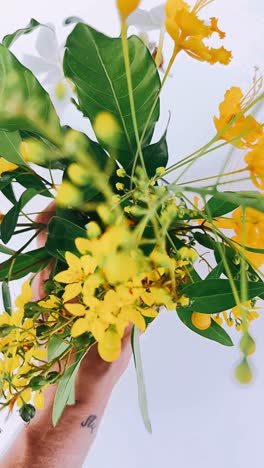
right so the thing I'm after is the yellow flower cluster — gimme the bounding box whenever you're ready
[53,221,193,362]
[0,282,46,411]
[165,0,232,64]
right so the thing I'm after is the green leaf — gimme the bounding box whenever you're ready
[52,354,84,426]
[131,326,152,434]
[64,24,160,168]
[0,130,25,166]
[0,173,14,191]
[2,19,42,48]
[177,309,233,347]
[193,231,216,250]
[46,217,87,258]
[181,279,264,313]
[48,335,69,363]
[0,248,51,281]
[142,131,168,178]
[1,200,21,244]
[1,183,16,204]
[206,195,238,217]
[14,168,52,198]
[0,45,62,145]
[2,281,12,315]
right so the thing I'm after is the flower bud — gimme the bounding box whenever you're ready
[19,404,36,423]
[191,312,211,330]
[116,0,141,18]
[239,333,256,356]
[87,221,102,239]
[235,358,253,384]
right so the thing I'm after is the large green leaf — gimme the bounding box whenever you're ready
[64,24,160,168]
[48,335,69,363]
[0,45,62,145]
[212,191,264,213]
[0,130,25,166]
[2,19,42,48]
[181,279,264,313]
[46,216,87,258]
[0,248,51,281]
[177,308,233,346]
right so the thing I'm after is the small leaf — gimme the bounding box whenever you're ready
[131,326,152,433]
[52,354,84,426]
[1,200,21,244]
[2,281,12,315]
[0,248,51,281]
[206,261,224,280]
[2,19,42,48]
[206,195,238,217]
[48,335,69,363]
[0,244,15,256]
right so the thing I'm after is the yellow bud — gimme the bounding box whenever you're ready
[178,246,198,263]
[124,206,132,214]
[94,112,120,145]
[67,163,89,186]
[116,168,126,178]
[116,0,141,18]
[235,358,253,384]
[191,312,211,330]
[235,322,242,331]
[20,140,45,164]
[239,333,256,356]
[226,317,234,327]
[178,295,190,307]
[56,181,82,207]
[64,129,87,155]
[87,221,102,239]
[155,167,166,176]
[97,204,115,225]
[116,182,125,191]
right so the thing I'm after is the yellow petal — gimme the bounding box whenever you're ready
[71,318,89,337]
[98,328,122,362]
[63,282,82,302]
[65,252,82,270]
[0,157,18,176]
[65,303,86,316]
[34,392,45,410]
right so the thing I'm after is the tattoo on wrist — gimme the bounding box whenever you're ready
[81,415,97,433]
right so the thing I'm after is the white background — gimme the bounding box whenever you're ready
[1,1,264,467]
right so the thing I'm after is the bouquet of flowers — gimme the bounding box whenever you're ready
[0,0,264,431]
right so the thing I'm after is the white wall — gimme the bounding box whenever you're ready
[0,1,264,467]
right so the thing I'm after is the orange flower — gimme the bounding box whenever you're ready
[165,0,232,65]
[214,87,263,148]
[245,135,264,190]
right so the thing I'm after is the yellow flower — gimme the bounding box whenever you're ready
[116,0,141,18]
[214,87,263,148]
[0,157,18,175]
[191,312,211,330]
[165,0,232,65]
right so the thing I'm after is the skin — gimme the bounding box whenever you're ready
[1,204,132,468]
